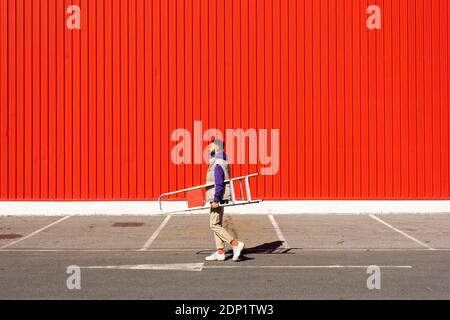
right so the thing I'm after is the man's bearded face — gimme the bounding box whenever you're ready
[209,143,217,156]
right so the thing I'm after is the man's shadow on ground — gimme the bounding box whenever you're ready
[198,240,293,262]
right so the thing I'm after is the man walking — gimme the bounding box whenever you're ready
[204,139,245,262]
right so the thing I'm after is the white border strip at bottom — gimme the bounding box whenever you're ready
[0,200,449,216]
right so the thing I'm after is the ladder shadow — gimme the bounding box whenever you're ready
[196,240,293,261]
[226,240,293,261]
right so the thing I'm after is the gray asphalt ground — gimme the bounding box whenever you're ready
[0,213,449,299]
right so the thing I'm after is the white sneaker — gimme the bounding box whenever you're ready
[205,251,225,261]
[232,241,245,261]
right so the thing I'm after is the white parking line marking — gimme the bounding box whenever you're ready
[204,265,413,269]
[268,215,290,249]
[0,216,71,249]
[1,248,449,253]
[369,214,436,250]
[139,215,171,251]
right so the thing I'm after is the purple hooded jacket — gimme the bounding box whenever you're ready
[212,152,228,203]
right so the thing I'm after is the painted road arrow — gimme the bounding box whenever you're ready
[82,263,205,272]
[81,263,412,272]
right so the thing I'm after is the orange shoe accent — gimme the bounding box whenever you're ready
[231,240,238,247]
[217,249,225,254]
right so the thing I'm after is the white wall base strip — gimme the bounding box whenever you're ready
[0,200,449,216]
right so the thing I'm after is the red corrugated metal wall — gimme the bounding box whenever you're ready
[0,0,449,200]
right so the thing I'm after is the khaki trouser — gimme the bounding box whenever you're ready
[210,206,234,249]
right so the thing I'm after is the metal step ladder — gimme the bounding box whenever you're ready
[158,173,262,214]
